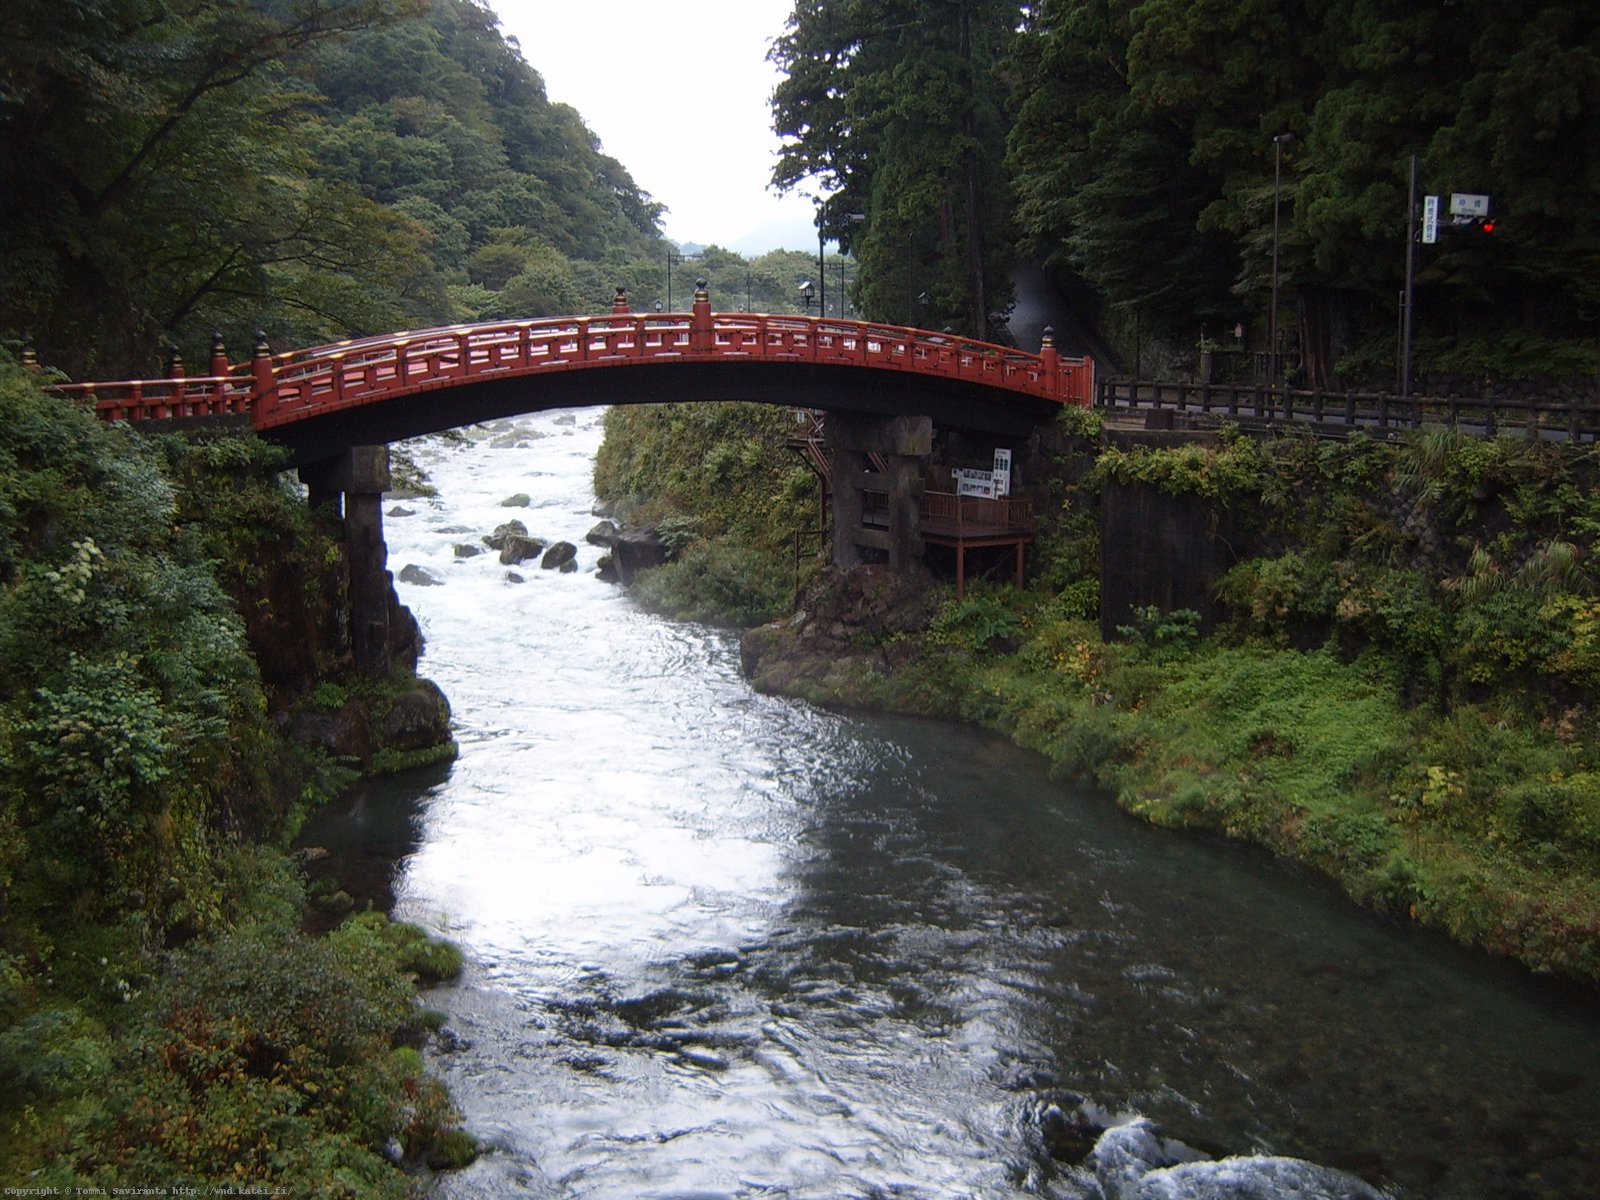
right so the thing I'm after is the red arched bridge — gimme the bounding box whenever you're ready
[51,285,1093,462]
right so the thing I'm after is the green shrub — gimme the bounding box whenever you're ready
[1496,773,1600,866]
[1114,605,1201,657]
[630,537,799,627]
[929,588,1024,652]
[0,1007,113,1103]
[333,911,465,985]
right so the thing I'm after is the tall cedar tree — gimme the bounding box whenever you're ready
[771,0,1022,337]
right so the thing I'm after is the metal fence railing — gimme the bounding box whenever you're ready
[1098,378,1600,442]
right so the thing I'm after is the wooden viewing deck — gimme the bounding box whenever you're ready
[865,489,1035,594]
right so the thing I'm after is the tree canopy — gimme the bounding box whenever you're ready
[772,0,1599,384]
[0,0,673,378]
[1005,0,1600,384]
[771,0,1021,337]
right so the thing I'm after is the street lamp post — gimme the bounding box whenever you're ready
[817,225,826,319]
[665,249,702,312]
[1268,132,1294,393]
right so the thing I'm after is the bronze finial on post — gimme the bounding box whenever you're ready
[612,286,630,314]
[208,331,231,410]
[20,340,39,370]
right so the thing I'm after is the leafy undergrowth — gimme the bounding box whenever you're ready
[1,872,474,1193]
[0,360,475,1192]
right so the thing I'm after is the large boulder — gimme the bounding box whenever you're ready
[1089,1118,1387,1200]
[482,520,529,551]
[281,702,373,765]
[378,678,454,754]
[540,541,578,571]
[585,519,620,547]
[608,527,670,584]
[739,564,938,703]
[498,534,546,566]
[397,564,443,587]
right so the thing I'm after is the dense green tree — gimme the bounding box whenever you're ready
[0,0,429,376]
[0,0,670,376]
[1004,0,1600,385]
[1008,1,1241,343]
[771,0,1022,336]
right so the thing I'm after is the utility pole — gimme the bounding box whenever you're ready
[1401,155,1417,399]
[1268,132,1294,391]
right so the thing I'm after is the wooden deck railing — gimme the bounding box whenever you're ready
[861,489,1035,537]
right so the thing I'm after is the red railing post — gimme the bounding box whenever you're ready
[1038,326,1061,398]
[250,331,275,424]
[208,331,229,378]
[690,279,713,353]
[209,331,230,411]
[160,343,184,418]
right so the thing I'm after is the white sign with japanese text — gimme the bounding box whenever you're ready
[992,448,1012,496]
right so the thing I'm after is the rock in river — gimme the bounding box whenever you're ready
[1089,1117,1387,1200]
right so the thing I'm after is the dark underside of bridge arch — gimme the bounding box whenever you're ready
[263,360,1062,467]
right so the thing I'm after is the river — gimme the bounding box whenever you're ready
[300,408,1600,1199]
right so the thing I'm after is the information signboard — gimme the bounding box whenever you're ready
[993,448,1012,496]
[954,468,998,499]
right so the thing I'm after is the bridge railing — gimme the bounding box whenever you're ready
[52,374,255,421]
[45,307,1094,428]
[253,313,1093,430]
[862,488,1035,538]
[1100,378,1600,441]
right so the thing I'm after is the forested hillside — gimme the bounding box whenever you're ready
[2,0,662,378]
[773,0,1599,387]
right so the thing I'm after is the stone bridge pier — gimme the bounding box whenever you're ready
[825,412,933,570]
[298,446,394,677]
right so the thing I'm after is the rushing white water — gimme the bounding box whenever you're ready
[319,407,1600,1200]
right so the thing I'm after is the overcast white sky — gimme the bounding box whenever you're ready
[490,0,821,255]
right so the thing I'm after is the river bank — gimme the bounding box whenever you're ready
[592,404,1600,988]
[739,556,1600,989]
[0,360,474,1191]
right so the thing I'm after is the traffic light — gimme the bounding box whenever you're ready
[1448,193,1495,235]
